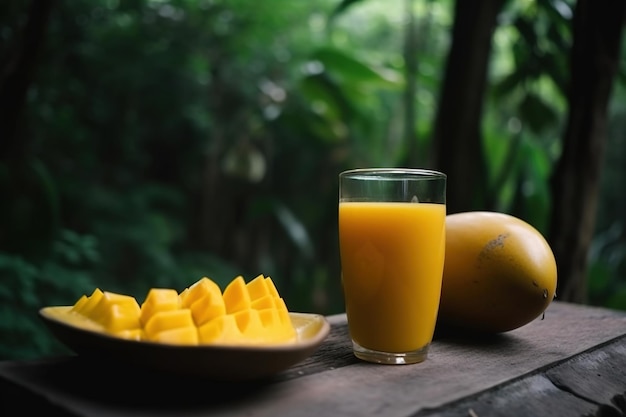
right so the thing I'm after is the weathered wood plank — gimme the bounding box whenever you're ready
[412,335,626,417]
[545,336,626,417]
[414,374,598,417]
[0,302,624,417]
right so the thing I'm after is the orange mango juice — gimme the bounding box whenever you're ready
[339,201,446,353]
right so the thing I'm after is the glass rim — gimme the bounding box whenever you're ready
[339,168,446,180]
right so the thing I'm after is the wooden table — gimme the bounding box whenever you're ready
[1,301,625,417]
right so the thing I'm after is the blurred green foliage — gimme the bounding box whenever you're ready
[0,0,625,360]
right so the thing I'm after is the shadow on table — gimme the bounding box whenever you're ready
[433,324,522,348]
[24,356,279,410]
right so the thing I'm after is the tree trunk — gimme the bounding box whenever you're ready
[0,0,54,160]
[0,0,57,257]
[549,0,626,303]
[431,0,505,214]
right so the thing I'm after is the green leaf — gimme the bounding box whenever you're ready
[492,70,526,98]
[310,47,401,88]
[299,74,346,121]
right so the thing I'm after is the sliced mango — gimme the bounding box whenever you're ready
[198,314,242,344]
[71,288,104,316]
[66,274,296,346]
[114,328,144,341]
[257,307,278,327]
[180,277,217,307]
[233,309,265,340]
[144,309,195,340]
[181,278,226,326]
[87,292,141,332]
[99,303,141,333]
[140,288,180,327]
[246,274,269,300]
[275,297,296,335]
[71,294,89,313]
[151,327,199,345]
[251,294,276,310]
[264,277,281,299]
[222,276,251,314]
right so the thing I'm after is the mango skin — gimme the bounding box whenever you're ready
[437,211,558,334]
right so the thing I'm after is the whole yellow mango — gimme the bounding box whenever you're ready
[437,211,558,333]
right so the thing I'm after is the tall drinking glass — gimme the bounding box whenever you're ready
[338,168,447,364]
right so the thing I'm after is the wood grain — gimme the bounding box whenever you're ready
[414,336,626,417]
[415,374,598,417]
[0,302,625,417]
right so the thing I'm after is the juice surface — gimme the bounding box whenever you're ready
[339,202,446,353]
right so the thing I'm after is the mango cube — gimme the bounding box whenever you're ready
[144,309,195,342]
[180,278,216,306]
[275,297,295,330]
[180,278,226,326]
[75,291,141,333]
[99,303,142,333]
[140,288,181,326]
[151,327,199,345]
[251,295,276,310]
[222,276,251,314]
[257,308,281,329]
[71,294,89,312]
[246,274,269,300]
[198,315,243,344]
[264,277,281,299]
[233,309,265,339]
[71,288,104,316]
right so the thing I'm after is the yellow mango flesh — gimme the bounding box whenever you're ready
[140,288,181,327]
[82,291,141,334]
[198,315,242,344]
[151,326,199,345]
[180,278,226,326]
[252,295,276,310]
[144,309,196,342]
[100,303,141,333]
[265,277,281,299]
[247,274,269,300]
[115,328,144,341]
[67,274,296,346]
[71,288,104,316]
[222,276,251,314]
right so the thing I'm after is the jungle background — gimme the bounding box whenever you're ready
[1,0,625,360]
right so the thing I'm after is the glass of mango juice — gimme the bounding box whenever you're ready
[338,168,446,365]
